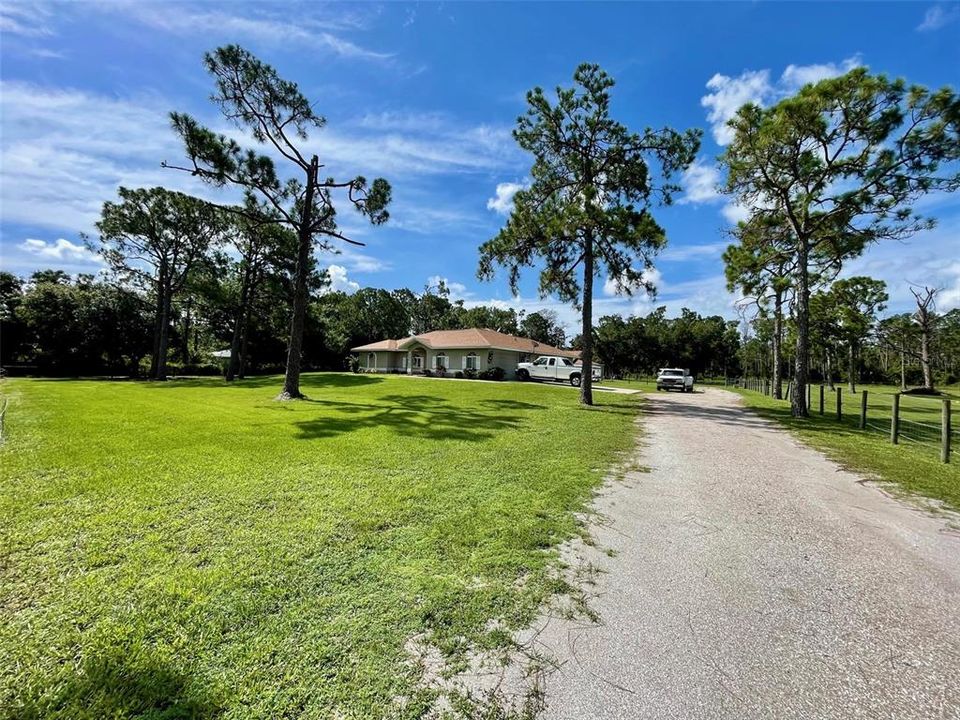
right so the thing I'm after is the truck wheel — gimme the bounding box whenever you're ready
[517,369,529,381]
[570,373,581,387]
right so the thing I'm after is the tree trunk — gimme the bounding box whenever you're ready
[227,263,252,382]
[280,155,318,400]
[900,348,906,390]
[150,263,167,379]
[920,323,934,391]
[791,241,810,417]
[825,350,834,390]
[772,290,783,399]
[181,297,192,364]
[579,233,594,406]
[848,343,856,394]
[226,307,245,382]
[155,281,173,381]
[239,315,250,379]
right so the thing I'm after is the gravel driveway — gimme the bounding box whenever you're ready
[533,386,960,719]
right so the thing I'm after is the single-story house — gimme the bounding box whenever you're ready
[351,328,579,379]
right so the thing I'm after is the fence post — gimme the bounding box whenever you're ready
[836,387,842,422]
[943,399,952,464]
[859,390,868,430]
[891,394,900,445]
[807,383,812,409]
[819,384,824,415]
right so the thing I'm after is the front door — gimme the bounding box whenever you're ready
[411,350,425,372]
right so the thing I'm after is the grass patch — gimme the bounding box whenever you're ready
[727,384,959,511]
[0,373,640,719]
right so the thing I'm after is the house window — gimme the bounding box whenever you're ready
[434,352,447,370]
[412,354,423,369]
[465,352,478,370]
[367,353,376,369]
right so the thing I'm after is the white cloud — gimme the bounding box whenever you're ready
[701,70,771,145]
[325,264,360,293]
[0,3,54,37]
[679,157,721,204]
[427,275,468,298]
[28,48,65,59]
[721,202,751,225]
[111,4,390,61]
[330,245,390,273]
[19,238,102,263]
[0,80,518,241]
[603,267,662,297]
[701,57,863,145]
[486,182,525,215]
[660,242,728,262]
[0,80,220,233]
[388,203,487,235]
[917,4,960,31]
[937,262,960,311]
[842,216,960,314]
[780,56,861,90]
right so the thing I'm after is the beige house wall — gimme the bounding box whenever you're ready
[359,346,554,378]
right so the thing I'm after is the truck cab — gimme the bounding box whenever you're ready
[656,368,694,392]
[517,355,601,387]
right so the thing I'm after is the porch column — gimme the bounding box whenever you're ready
[407,349,413,374]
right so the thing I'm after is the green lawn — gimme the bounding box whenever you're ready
[728,383,960,511]
[0,374,641,719]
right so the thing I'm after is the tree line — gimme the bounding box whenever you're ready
[0,269,569,377]
[737,279,960,394]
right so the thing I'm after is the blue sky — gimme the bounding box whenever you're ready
[2,1,958,334]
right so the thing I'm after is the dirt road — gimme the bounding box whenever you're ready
[534,387,960,719]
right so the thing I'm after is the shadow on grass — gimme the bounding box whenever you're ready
[23,372,385,392]
[480,398,548,410]
[18,650,222,720]
[121,372,384,391]
[293,393,527,441]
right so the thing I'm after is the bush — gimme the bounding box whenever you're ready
[454,371,464,379]
[463,368,478,380]
[479,366,505,381]
[424,369,434,377]
[166,362,223,376]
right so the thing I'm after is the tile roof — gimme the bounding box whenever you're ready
[351,328,578,357]
[351,338,401,351]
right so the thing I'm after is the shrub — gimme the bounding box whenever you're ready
[463,369,478,380]
[424,369,434,377]
[166,362,223,376]
[479,366,505,381]
[454,371,464,379]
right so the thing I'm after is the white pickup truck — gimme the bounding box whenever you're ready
[516,355,601,387]
[656,367,694,392]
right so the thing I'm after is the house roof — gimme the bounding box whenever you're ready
[351,338,402,352]
[351,328,579,358]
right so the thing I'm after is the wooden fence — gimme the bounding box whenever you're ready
[729,378,955,464]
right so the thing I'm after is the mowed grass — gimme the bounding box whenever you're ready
[0,373,640,719]
[728,383,960,511]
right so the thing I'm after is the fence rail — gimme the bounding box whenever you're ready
[727,378,954,464]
